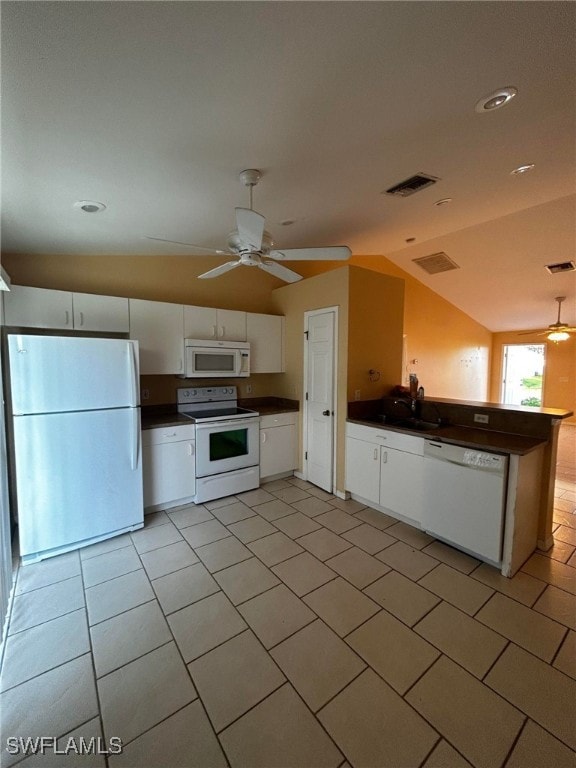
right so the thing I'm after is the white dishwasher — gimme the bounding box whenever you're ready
[422,440,508,564]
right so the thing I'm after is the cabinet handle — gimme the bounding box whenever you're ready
[64,310,70,326]
[212,325,217,337]
[382,451,388,464]
[178,358,183,372]
[163,432,177,438]
[262,431,267,444]
[79,311,84,326]
[219,325,225,337]
[373,448,378,460]
[187,443,194,456]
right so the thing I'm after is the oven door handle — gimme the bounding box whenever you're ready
[195,417,261,432]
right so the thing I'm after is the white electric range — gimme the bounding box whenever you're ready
[177,386,260,503]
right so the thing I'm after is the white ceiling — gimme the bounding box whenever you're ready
[2,1,575,332]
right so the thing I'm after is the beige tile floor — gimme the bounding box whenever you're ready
[1,424,575,768]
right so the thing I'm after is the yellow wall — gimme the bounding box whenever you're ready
[347,266,404,401]
[272,266,404,493]
[273,268,349,489]
[288,254,492,401]
[490,332,575,423]
[1,253,281,314]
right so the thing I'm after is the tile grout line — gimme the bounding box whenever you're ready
[119,541,233,768]
[78,550,111,768]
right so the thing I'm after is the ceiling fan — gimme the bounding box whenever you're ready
[518,296,576,342]
[146,169,351,283]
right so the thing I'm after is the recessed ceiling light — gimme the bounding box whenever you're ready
[73,200,107,213]
[475,86,518,113]
[434,198,453,206]
[510,164,535,175]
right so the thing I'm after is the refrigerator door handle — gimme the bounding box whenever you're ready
[131,408,140,471]
[129,342,139,406]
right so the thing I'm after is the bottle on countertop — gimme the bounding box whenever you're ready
[409,373,419,399]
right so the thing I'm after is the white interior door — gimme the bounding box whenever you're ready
[304,309,336,492]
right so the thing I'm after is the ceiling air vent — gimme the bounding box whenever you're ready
[384,173,440,197]
[413,252,459,275]
[545,261,575,274]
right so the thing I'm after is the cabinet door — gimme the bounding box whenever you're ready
[260,424,296,478]
[345,436,380,505]
[184,306,247,341]
[217,309,246,341]
[73,293,129,333]
[246,313,284,373]
[184,305,218,339]
[129,299,184,374]
[379,447,424,523]
[143,439,195,509]
[4,286,73,329]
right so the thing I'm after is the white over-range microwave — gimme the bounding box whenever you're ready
[184,339,250,378]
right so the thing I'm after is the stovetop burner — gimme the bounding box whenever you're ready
[181,406,258,422]
[177,385,258,422]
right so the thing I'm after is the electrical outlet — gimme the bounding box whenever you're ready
[474,413,489,424]
[246,384,252,394]
[141,389,150,401]
[354,389,361,401]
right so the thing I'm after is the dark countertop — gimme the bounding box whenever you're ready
[347,417,546,456]
[142,397,299,429]
[239,397,299,416]
[419,396,573,419]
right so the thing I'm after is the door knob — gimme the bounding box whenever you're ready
[322,409,330,416]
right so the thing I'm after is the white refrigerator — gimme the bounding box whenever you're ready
[8,334,144,564]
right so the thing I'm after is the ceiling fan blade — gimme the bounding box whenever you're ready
[235,208,265,251]
[145,236,228,255]
[517,328,575,336]
[198,261,241,279]
[259,261,302,283]
[269,246,351,261]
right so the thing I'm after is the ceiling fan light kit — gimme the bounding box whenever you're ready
[518,296,576,342]
[147,169,351,283]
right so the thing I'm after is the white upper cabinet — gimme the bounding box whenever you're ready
[129,299,185,375]
[246,313,285,373]
[4,286,73,329]
[184,306,246,341]
[72,292,129,333]
[4,285,130,332]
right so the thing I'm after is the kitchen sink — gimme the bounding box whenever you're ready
[368,415,441,432]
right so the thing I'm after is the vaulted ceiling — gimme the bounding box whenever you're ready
[2,1,575,332]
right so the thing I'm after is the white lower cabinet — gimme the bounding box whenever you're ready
[260,412,297,480]
[344,436,381,506]
[142,425,195,511]
[380,447,423,524]
[345,422,424,524]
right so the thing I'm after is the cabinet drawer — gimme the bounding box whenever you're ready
[346,421,424,455]
[142,424,196,446]
[260,412,297,429]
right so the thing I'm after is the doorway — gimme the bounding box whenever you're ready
[501,344,546,407]
[303,308,337,493]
